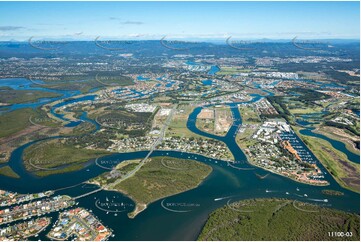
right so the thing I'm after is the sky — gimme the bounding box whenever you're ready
[0,1,359,41]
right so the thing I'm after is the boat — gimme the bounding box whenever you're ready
[296,187,300,191]
[304,194,308,197]
[286,192,289,195]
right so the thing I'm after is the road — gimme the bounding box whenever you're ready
[73,188,103,200]
[106,105,177,189]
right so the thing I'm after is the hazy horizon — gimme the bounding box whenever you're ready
[0,1,359,41]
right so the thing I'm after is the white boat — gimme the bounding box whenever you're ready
[286,192,289,195]
[304,194,308,197]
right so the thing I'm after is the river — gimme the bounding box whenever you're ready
[0,78,359,240]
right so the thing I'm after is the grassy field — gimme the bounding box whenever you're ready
[109,157,212,217]
[196,119,214,134]
[285,99,323,115]
[216,67,251,75]
[37,74,134,93]
[166,104,201,138]
[0,166,20,178]
[0,108,37,138]
[198,198,360,241]
[289,106,323,115]
[23,139,109,176]
[0,108,62,139]
[0,89,62,104]
[316,126,359,155]
[239,105,261,124]
[294,126,360,193]
[236,105,261,149]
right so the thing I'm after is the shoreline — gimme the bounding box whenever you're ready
[248,160,330,187]
[293,126,360,193]
[313,127,360,156]
[237,143,330,187]
[87,163,212,219]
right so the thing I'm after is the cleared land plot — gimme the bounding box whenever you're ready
[196,106,232,136]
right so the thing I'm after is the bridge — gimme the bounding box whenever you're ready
[73,188,103,200]
[105,105,177,189]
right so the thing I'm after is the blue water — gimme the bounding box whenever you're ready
[0,120,359,240]
[296,119,319,126]
[295,111,360,164]
[0,78,359,240]
[50,95,97,126]
[207,66,220,75]
[299,128,360,164]
[202,80,213,86]
[113,88,145,98]
[165,81,176,88]
[185,61,198,66]
[0,78,81,113]
[0,78,41,89]
[352,109,360,117]
[137,76,150,81]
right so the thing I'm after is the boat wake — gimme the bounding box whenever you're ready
[214,196,233,201]
[307,198,329,203]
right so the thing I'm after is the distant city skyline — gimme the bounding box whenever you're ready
[0,1,359,41]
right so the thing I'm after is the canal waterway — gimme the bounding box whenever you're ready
[0,78,359,240]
